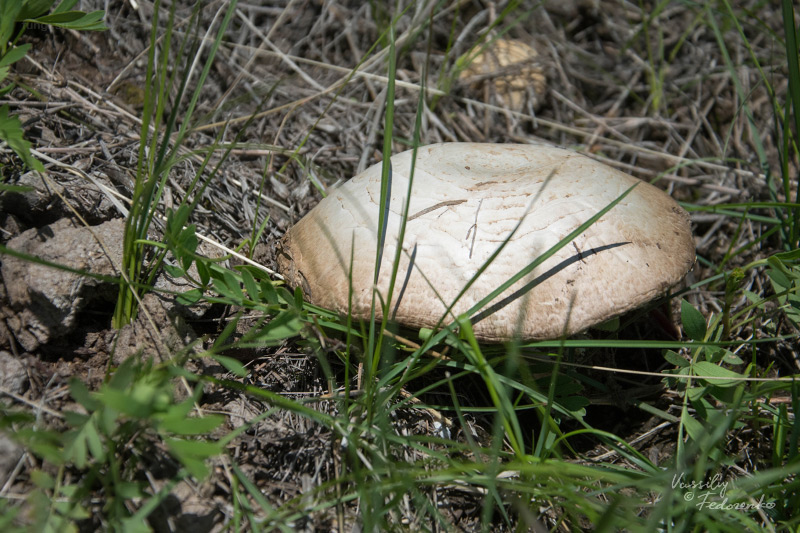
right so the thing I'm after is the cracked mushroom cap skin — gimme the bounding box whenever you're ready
[277,143,695,342]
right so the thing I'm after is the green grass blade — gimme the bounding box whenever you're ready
[781,0,800,243]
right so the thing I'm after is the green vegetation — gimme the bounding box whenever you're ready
[112,0,238,328]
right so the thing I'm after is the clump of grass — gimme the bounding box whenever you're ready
[113,0,238,328]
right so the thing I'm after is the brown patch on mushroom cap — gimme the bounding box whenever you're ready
[277,143,695,342]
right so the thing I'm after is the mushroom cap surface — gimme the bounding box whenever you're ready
[458,39,547,111]
[277,143,695,342]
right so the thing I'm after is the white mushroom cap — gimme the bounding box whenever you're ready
[277,143,695,342]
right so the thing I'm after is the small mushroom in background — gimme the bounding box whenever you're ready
[458,39,547,112]
[277,143,695,342]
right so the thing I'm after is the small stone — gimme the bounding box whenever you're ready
[1,218,124,350]
[0,351,26,394]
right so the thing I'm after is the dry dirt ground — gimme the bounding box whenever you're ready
[1,0,797,530]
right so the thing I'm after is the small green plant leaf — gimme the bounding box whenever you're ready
[692,361,745,387]
[115,481,146,500]
[15,427,64,464]
[293,286,304,310]
[258,279,278,305]
[167,204,191,234]
[29,10,107,31]
[0,105,45,172]
[704,347,726,363]
[664,350,690,368]
[250,311,303,343]
[160,414,224,436]
[212,313,240,352]
[18,0,56,20]
[176,288,204,306]
[212,277,243,302]
[195,259,210,286]
[210,265,244,302]
[212,354,248,377]
[29,9,76,22]
[167,439,222,459]
[721,350,745,365]
[83,420,105,462]
[166,438,222,479]
[0,67,11,90]
[240,268,259,302]
[107,356,137,390]
[0,44,32,68]
[686,385,708,402]
[767,265,792,289]
[51,0,80,14]
[680,413,706,442]
[163,263,185,279]
[69,378,101,411]
[766,257,800,326]
[0,406,33,428]
[0,182,34,193]
[0,2,22,45]
[681,299,707,341]
[165,210,199,271]
[177,229,198,270]
[120,516,151,533]
[0,500,22,532]
[100,387,154,419]
[771,248,800,263]
[558,395,590,412]
[62,412,106,467]
[30,469,55,489]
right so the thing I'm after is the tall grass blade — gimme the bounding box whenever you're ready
[374,22,397,286]
[367,19,398,379]
[781,0,800,245]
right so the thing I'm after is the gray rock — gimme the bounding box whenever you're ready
[1,218,124,350]
[0,351,26,394]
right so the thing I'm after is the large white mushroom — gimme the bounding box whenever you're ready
[277,143,695,342]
